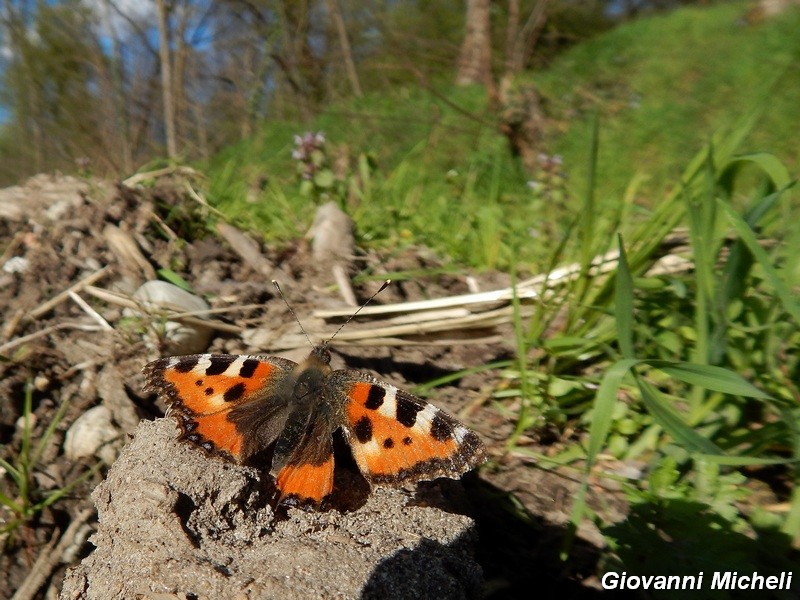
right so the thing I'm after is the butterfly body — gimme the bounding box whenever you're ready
[143,345,486,505]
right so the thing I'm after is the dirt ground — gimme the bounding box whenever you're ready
[0,174,621,599]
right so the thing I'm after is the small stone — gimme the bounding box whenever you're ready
[132,281,213,355]
[64,405,120,465]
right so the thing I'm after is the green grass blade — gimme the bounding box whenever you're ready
[34,462,103,513]
[0,457,21,482]
[586,359,642,459]
[565,358,641,556]
[648,361,772,399]
[636,378,725,455]
[718,196,800,325]
[31,396,71,468]
[614,235,633,358]
[0,489,24,514]
[699,455,796,466]
[509,276,533,446]
[412,359,513,394]
[721,152,793,192]
[614,235,635,360]
[157,269,193,292]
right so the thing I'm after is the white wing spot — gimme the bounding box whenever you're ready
[194,356,213,374]
[359,438,382,458]
[453,426,469,444]
[417,404,439,426]
[377,385,398,418]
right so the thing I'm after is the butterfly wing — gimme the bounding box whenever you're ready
[142,354,297,461]
[269,404,336,505]
[328,371,487,485]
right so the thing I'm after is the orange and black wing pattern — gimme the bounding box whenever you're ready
[269,410,336,505]
[142,354,296,461]
[329,371,487,485]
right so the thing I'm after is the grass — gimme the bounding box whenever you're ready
[535,1,800,203]
[167,0,800,576]
[499,115,800,567]
[0,382,98,542]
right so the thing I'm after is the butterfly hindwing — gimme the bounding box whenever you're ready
[329,371,487,485]
[270,406,337,504]
[142,354,297,460]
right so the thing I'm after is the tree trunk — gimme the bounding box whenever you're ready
[456,0,493,87]
[156,0,178,159]
[508,0,550,75]
[325,0,362,97]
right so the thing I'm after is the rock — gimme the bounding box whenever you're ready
[0,174,88,223]
[61,419,482,599]
[64,406,121,465]
[307,201,355,264]
[132,281,213,355]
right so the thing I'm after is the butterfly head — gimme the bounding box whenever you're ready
[311,343,332,366]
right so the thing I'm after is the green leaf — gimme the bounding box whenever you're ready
[721,152,792,192]
[569,358,641,539]
[718,198,800,325]
[586,359,642,460]
[615,235,635,359]
[648,361,771,399]
[157,269,192,292]
[699,455,796,466]
[636,379,724,456]
[313,169,335,188]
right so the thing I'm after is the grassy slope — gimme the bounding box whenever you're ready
[536,1,800,203]
[206,1,800,270]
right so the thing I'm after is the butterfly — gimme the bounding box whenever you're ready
[142,344,487,506]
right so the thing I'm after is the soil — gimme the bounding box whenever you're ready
[0,174,622,599]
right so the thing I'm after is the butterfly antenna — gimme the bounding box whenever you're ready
[272,280,315,349]
[328,279,391,343]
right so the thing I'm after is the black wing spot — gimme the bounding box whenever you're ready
[195,379,203,387]
[239,359,259,378]
[204,387,214,396]
[402,436,413,445]
[396,396,423,427]
[223,382,246,402]
[206,356,236,376]
[430,412,453,442]
[354,416,373,443]
[365,386,386,409]
[175,357,199,373]
[383,438,394,449]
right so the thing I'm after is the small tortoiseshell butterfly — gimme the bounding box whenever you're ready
[142,343,486,506]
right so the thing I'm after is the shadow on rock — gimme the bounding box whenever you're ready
[362,534,483,600]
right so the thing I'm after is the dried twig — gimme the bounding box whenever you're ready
[0,323,107,355]
[68,291,114,331]
[277,244,695,351]
[29,267,110,320]
[333,264,357,307]
[11,508,94,600]
[121,165,203,188]
[82,285,242,334]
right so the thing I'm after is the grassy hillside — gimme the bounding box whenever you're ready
[536,0,800,203]
[205,1,800,271]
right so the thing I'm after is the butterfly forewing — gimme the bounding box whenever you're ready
[142,353,297,460]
